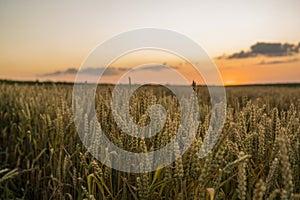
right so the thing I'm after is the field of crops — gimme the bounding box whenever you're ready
[0,82,299,199]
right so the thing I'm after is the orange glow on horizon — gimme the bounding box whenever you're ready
[215,54,300,85]
[1,50,300,86]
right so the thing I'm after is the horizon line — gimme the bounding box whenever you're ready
[1,78,300,87]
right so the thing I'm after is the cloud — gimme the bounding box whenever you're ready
[80,67,119,76]
[65,68,78,74]
[222,42,300,59]
[41,68,77,76]
[41,67,120,77]
[257,58,299,65]
[41,65,179,77]
[227,51,253,59]
[131,65,178,72]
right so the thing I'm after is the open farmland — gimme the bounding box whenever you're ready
[0,82,300,199]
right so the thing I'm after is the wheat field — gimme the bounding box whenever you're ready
[0,82,299,199]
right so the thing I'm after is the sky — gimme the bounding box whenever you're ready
[0,0,300,85]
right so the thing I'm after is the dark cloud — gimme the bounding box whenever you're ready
[257,58,299,65]
[227,51,253,59]
[42,70,64,76]
[65,68,78,74]
[223,42,300,59]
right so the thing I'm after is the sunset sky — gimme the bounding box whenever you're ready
[0,0,300,85]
